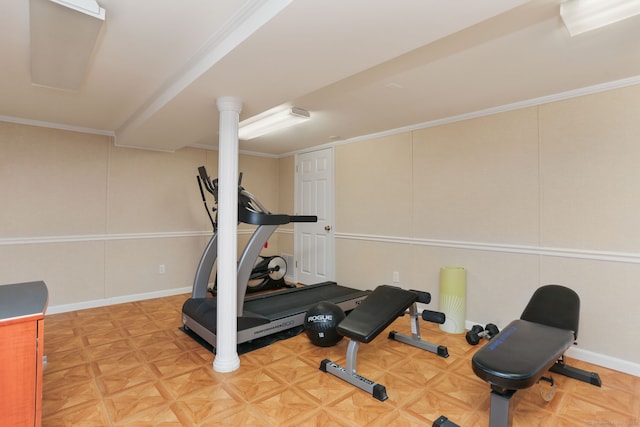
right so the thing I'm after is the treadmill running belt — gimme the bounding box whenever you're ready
[181,281,370,354]
[244,282,366,318]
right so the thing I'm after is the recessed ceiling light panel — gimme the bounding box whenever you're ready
[560,0,640,36]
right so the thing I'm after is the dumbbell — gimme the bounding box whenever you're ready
[465,323,499,345]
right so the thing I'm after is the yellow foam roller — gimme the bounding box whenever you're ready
[439,266,466,334]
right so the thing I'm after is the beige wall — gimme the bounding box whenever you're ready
[237,154,282,257]
[3,82,640,368]
[333,84,640,366]
[412,107,540,244]
[336,133,414,237]
[276,156,295,256]
[1,124,109,237]
[0,122,281,307]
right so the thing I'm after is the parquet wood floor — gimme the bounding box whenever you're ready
[42,293,640,426]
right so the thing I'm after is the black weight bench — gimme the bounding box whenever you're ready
[472,284,602,427]
[320,284,448,401]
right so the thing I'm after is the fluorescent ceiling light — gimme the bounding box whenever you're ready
[238,107,311,141]
[50,0,104,18]
[29,0,106,90]
[560,0,640,36]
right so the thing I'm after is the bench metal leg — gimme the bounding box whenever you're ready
[489,389,515,427]
[549,355,602,386]
[319,289,449,402]
[320,341,388,401]
[388,303,449,358]
[345,337,358,373]
[433,415,461,427]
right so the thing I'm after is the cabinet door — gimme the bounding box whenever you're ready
[0,321,37,426]
[35,319,44,427]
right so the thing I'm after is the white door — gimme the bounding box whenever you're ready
[295,148,335,285]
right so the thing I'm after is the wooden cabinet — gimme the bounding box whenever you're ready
[0,281,48,427]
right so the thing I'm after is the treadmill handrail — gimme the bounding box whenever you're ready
[238,209,317,225]
[240,189,270,214]
[239,209,291,225]
[290,215,317,222]
[198,166,218,197]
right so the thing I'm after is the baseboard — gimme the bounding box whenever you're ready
[46,286,192,315]
[47,293,640,378]
[565,346,640,377]
[463,320,640,378]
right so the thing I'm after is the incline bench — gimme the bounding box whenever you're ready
[320,284,448,401]
[472,284,602,427]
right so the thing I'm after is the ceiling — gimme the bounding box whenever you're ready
[2,0,640,156]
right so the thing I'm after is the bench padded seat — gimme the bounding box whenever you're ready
[472,319,575,391]
[337,285,416,343]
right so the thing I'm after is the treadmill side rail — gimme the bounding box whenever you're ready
[182,283,370,351]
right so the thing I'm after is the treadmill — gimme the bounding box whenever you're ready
[182,167,369,351]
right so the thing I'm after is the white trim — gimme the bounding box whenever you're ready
[115,0,293,147]
[0,114,114,137]
[566,347,640,378]
[189,142,280,158]
[336,232,640,264]
[110,143,177,153]
[4,230,639,265]
[46,286,192,315]
[280,75,640,159]
[0,229,255,246]
[47,283,640,377]
[3,74,638,157]
[0,231,209,246]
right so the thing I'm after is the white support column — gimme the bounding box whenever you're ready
[213,96,242,373]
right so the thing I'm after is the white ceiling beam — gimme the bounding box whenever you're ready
[114,0,292,147]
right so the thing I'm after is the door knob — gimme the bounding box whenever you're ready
[324,225,332,231]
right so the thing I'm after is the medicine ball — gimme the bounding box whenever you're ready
[304,301,346,347]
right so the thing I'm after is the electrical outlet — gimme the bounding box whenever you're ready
[393,271,400,283]
[159,264,166,274]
